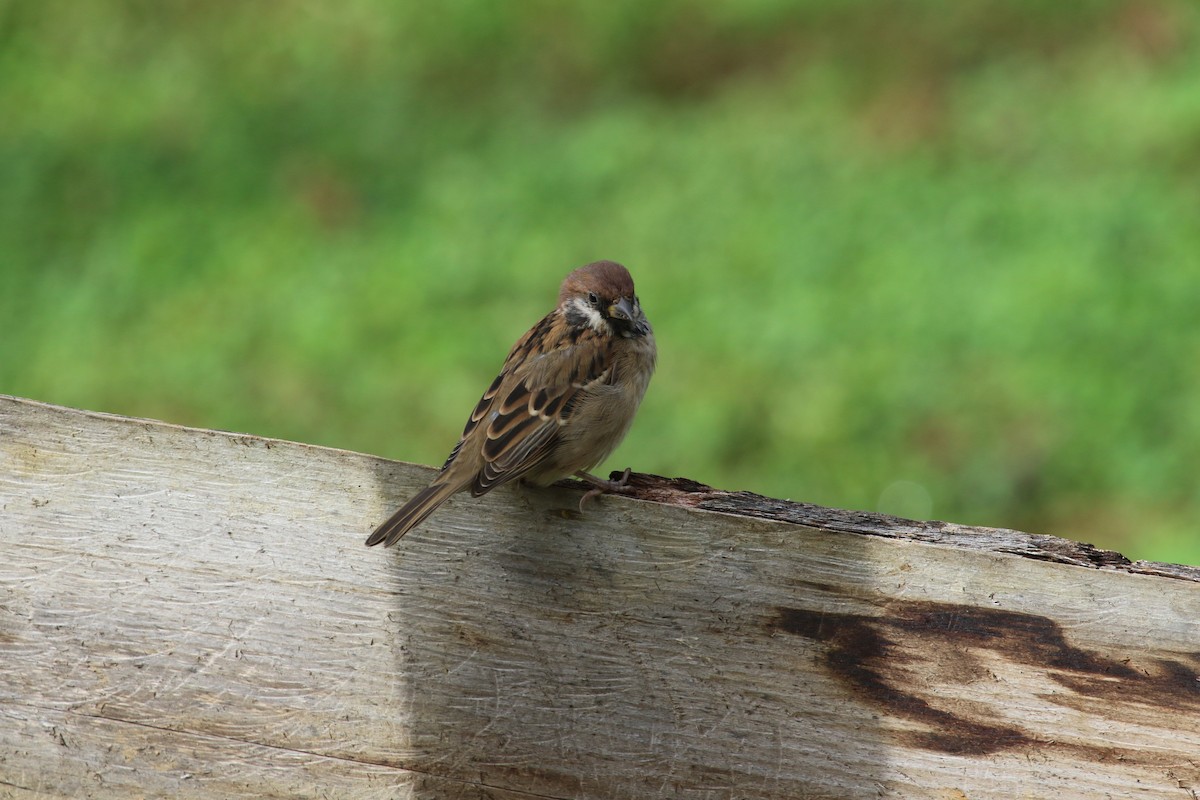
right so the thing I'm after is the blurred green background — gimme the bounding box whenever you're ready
[2,1,1198,563]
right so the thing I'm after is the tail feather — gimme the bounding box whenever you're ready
[365,481,461,547]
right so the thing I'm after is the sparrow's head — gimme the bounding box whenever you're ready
[558,260,651,339]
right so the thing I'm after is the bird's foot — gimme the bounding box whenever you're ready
[575,467,633,512]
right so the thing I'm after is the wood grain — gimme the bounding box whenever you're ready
[2,395,1198,799]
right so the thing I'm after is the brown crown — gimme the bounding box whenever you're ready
[558,260,636,304]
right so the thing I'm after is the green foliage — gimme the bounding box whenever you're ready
[3,1,1199,563]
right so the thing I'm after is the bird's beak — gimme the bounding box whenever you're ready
[608,296,636,322]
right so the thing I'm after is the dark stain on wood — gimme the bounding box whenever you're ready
[769,599,1200,758]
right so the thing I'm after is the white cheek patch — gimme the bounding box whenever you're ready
[572,297,611,334]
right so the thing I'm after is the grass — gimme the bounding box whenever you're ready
[2,1,1199,563]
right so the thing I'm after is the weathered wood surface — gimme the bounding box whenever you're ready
[1,394,1198,800]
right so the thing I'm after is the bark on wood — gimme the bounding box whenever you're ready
[1,395,1198,799]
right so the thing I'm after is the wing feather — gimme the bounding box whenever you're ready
[448,313,614,495]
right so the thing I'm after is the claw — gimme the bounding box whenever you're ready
[579,487,604,512]
[575,467,634,512]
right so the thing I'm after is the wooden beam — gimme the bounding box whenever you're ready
[2,395,1198,799]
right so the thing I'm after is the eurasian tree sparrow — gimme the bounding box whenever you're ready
[366,260,656,547]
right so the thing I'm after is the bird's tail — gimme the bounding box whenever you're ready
[365,480,461,547]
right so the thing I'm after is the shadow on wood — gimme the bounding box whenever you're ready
[1,395,1198,799]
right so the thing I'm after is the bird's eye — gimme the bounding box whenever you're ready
[587,291,599,306]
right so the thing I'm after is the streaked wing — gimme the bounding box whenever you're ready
[451,314,613,496]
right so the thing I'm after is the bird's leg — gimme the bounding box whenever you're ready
[575,467,633,512]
